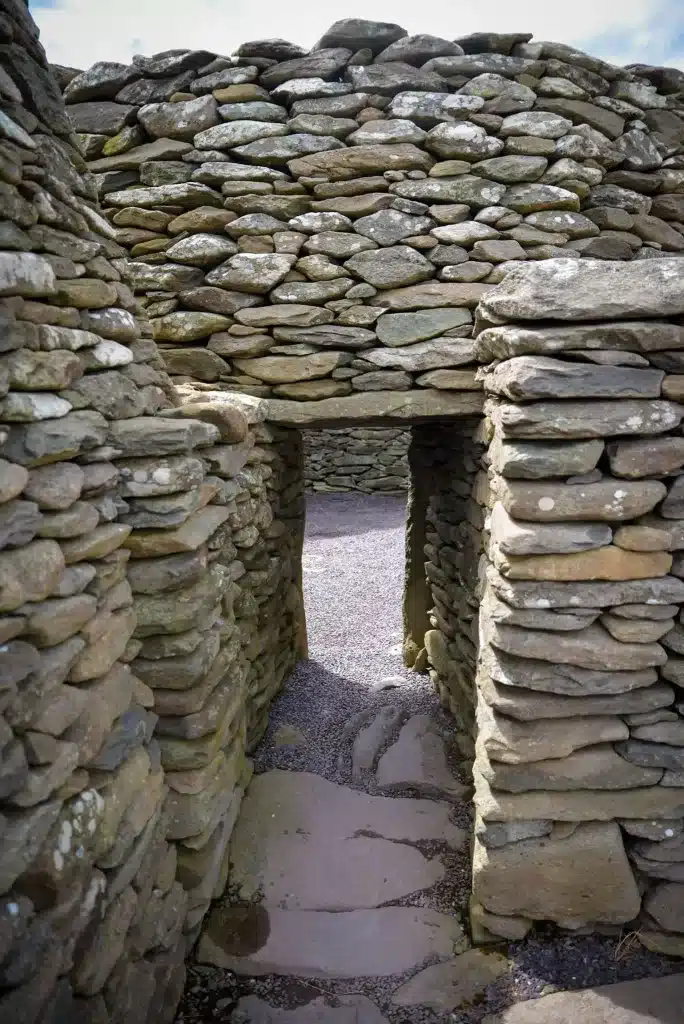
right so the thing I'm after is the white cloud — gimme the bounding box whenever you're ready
[32,0,677,70]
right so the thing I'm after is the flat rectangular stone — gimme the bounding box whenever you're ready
[108,417,219,457]
[476,321,684,361]
[475,771,684,821]
[479,674,676,720]
[489,399,683,440]
[488,563,684,608]
[482,643,659,696]
[489,621,666,671]
[264,389,482,427]
[479,258,684,323]
[484,356,664,401]
[197,905,466,978]
[124,507,230,557]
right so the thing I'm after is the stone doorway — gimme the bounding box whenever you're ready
[192,424,479,1019]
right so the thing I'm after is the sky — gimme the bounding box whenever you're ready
[28,0,684,74]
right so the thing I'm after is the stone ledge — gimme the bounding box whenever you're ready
[265,388,484,427]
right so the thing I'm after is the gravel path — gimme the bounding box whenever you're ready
[177,493,679,1024]
[253,492,453,786]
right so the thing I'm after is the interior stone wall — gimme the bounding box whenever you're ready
[303,426,409,492]
[470,258,684,951]
[4,7,684,1021]
[0,4,302,1021]
[415,419,485,762]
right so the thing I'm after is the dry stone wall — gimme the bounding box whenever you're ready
[416,421,485,760]
[303,426,409,492]
[470,258,684,952]
[4,7,684,1020]
[55,18,684,426]
[0,3,301,1021]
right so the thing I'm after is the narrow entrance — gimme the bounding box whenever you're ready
[192,420,480,1020]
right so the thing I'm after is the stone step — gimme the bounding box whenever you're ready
[198,905,467,979]
[229,769,465,909]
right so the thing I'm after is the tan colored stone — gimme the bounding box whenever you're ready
[480,705,627,764]
[68,607,136,682]
[288,143,433,181]
[614,524,671,551]
[472,823,640,924]
[124,506,230,557]
[392,949,510,1012]
[663,375,684,401]
[60,524,131,563]
[494,545,672,581]
[475,770,684,821]
[0,539,65,612]
[234,351,345,384]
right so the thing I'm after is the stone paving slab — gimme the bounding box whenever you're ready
[482,974,684,1024]
[232,832,446,910]
[392,948,511,1012]
[198,905,467,978]
[229,769,465,908]
[376,713,468,799]
[231,994,389,1022]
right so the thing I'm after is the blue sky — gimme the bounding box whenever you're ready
[29,0,684,72]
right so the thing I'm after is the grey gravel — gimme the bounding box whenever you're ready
[176,493,679,1024]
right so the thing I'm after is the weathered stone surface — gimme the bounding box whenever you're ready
[393,949,510,1012]
[480,258,684,322]
[496,546,672,583]
[198,905,466,978]
[376,715,465,798]
[472,823,640,924]
[231,995,389,1024]
[497,478,666,523]
[138,96,219,140]
[488,563,684,609]
[364,339,475,372]
[345,246,434,289]
[489,437,603,480]
[489,400,682,440]
[487,975,684,1024]
[368,281,489,310]
[476,321,684,361]
[482,743,663,792]
[265,388,482,425]
[233,352,345,384]
[289,144,433,180]
[375,309,471,346]
[387,91,484,126]
[484,357,663,401]
[480,704,627,764]
[481,675,675,720]
[490,621,666,671]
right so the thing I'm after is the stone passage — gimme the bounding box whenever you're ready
[3,5,684,1022]
[193,491,490,1021]
[303,426,409,492]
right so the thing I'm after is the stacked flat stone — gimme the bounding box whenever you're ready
[0,3,302,1019]
[416,421,485,754]
[56,19,684,424]
[470,258,684,952]
[303,426,409,492]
